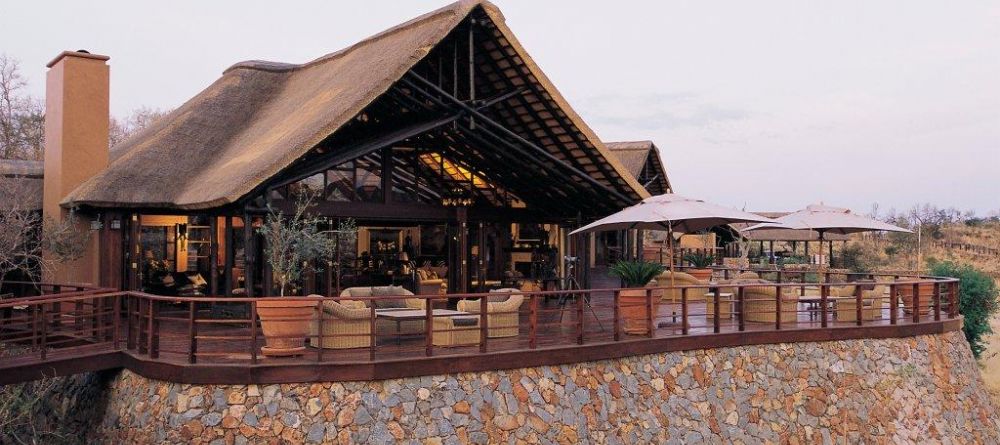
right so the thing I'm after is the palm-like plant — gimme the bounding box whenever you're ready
[608,260,665,288]
[683,251,716,268]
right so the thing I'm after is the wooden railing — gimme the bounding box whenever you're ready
[0,272,961,384]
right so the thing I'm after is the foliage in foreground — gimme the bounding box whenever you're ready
[930,260,999,358]
[608,260,665,288]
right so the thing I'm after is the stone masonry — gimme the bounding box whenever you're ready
[75,331,1000,443]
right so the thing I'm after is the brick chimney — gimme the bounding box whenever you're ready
[43,50,110,284]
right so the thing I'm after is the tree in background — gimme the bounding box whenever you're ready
[0,54,44,160]
[109,106,169,148]
[929,260,998,359]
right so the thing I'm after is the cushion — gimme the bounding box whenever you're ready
[451,316,478,327]
[417,269,428,281]
[187,273,207,287]
[371,286,408,309]
[161,274,176,287]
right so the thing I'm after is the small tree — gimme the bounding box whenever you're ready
[0,175,90,292]
[929,260,998,359]
[257,188,335,296]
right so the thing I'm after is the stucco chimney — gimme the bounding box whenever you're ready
[43,50,110,284]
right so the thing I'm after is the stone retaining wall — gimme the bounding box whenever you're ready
[81,331,1000,443]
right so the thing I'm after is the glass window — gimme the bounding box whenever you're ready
[355,159,383,203]
[325,168,354,202]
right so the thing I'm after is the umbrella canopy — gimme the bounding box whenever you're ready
[571,193,775,235]
[742,204,911,235]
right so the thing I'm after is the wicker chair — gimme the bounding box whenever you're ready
[309,298,372,349]
[741,283,799,323]
[832,284,887,322]
[652,271,707,303]
[432,315,481,346]
[456,288,524,338]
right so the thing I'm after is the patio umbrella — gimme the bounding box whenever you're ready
[742,204,911,265]
[571,193,775,285]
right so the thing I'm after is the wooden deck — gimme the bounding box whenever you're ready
[0,270,962,385]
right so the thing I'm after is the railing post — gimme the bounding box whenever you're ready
[480,295,488,353]
[316,300,324,362]
[681,288,688,335]
[113,294,121,350]
[612,290,621,342]
[912,283,920,323]
[149,300,158,359]
[737,287,745,332]
[425,300,434,356]
[933,282,941,321]
[39,304,47,360]
[889,284,897,325]
[188,301,197,364]
[577,290,586,344]
[126,296,135,350]
[855,285,863,327]
[950,281,959,318]
[250,301,258,364]
[713,287,721,334]
[645,288,654,339]
[369,300,377,360]
[529,294,538,348]
[775,285,782,330]
[820,284,829,328]
[138,299,147,354]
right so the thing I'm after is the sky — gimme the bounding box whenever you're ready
[2,0,998,215]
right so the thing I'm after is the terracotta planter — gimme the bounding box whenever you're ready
[897,281,936,315]
[687,268,713,282]
[256,299,317,356]
[619,288,657,335]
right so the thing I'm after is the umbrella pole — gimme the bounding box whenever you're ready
[668,225,677,322]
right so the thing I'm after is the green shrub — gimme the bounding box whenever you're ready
[682,251,715,268]
[608,260,666,287]
[929,260,998,358]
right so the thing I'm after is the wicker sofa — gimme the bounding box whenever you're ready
[339,286,428,336]
[740,282,799,323]
[456,288,524,338]
[831,283,887,322]
[309,298,373,349]
[652,271,707,303]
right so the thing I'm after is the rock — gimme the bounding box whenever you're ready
[306,423,325,443]
[454,400,470,414]
[418,388,431,400]
[202,412,222,427]
[337,406,355,427]
[305,397,323,416]
[246,385,260,397]
[355,406,373,425]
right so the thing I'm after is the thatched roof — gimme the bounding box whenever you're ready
[731,212,849,241]
[64,0,647,211]
[606,141,671,195]
[0,159,43,211]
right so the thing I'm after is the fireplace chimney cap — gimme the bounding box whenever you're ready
[46,50,109,68]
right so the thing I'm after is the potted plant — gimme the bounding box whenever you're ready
[682,251,715,281]
[609,260,666,335]
[255,189,337,356]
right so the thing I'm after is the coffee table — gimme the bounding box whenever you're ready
[376,309,470,344]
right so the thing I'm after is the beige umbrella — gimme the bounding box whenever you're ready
[572,193,775,283]
[742,204,911,265]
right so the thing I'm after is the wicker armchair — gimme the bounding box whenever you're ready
[309,298,373,349]
[832,284,887,322]
[741,283,799,323]
[652,271,707,302]
[456,288,524,338]
[432,315,481,346]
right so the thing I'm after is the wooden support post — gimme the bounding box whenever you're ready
[529,294,538,348]
[912,283,920,323]
[250,301,258,364]
[950,282,959,318]
[775,285,782,330]
[681,288,689,335]
[243,213,255,298]
[210,216,219,296]
[224,216,234,296]
[479,295,488,353]
[820,284,828,328]
[855,285,863,327]
[713,287,721,333]
[457,209,468,294]
[933,282,941,321]
[425,302,434,356]
[577,290,585,344]
[645,288,654,339]
[889,284,897,325]
[737,287,745,332]
[613,290,621,342]
[188,301,197,364]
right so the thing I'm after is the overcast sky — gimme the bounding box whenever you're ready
[3,1,998,215]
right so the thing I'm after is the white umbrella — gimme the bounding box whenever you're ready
[742,203,911,265]
[572,193,775,286]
